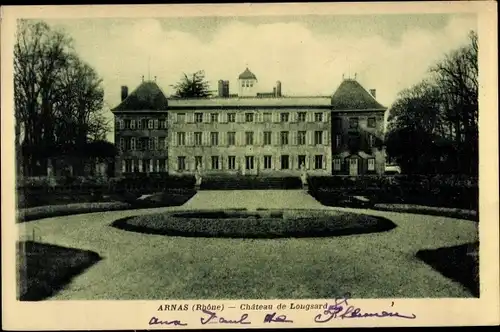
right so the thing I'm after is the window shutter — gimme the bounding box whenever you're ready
[220,131,226,146]
[272,112,279,123]
[307,112,313,122]
[291,131,297,145]
[172,131,177,146]
[322,131,328,145]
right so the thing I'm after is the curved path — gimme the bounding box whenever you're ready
[18,190,478,299]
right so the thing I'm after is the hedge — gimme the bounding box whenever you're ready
[112,210,397,238]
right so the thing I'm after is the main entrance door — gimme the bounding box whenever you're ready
[349,158,358,176]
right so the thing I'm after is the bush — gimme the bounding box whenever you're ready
[112,210,397,238]
[308,175,478,211]
[18,202,133,222]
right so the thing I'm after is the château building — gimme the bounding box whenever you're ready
[112,68,387,177]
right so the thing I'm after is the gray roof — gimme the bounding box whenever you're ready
[238,67,257,80]
[167,96,332,109]
[331,79,386,110]
[112,81,168,112]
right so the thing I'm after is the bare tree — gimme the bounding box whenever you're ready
[14,20,109,176]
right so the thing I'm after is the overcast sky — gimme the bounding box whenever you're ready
[46,13,476,140]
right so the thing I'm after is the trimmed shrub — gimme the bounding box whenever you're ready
[18,202,133,222]
[112,209,397,238]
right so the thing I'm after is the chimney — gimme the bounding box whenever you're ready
[121,86,128,101]
[276,80,282,97]
[223,80,230,97]
[369,89,376,98]
[218,80,224,97]
[273,87,277,97]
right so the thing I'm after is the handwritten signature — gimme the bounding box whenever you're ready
[264,312,293,323]
[149,316,188,326]
[314,295,416,322]
[200,309,251,325]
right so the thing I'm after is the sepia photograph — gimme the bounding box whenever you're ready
[2,2,498,329]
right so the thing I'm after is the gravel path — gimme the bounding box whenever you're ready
[17,190,478,299]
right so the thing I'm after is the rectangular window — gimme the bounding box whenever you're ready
[314,131,323,145]
[177,156,186,171]
[298,112,306,122]
[195,113,203,123]
[159,119,167,129]
[228,156,236,170]
[211,132,219,146]
[280,112,289,122]
[263,113,272,122]
[131,120,136,129]
[177,132,186,146]
[148,119,154,129]
[264,155,272,169]
[298,155,306,169]
[195,156,203,169]
[281,155,289,170]
[315,112,323,122]
[298,131,306,145]
[349,117,359,129]
[194,132,202,146]
[245,156,254,170]
[263,131,272,145]
[334,158,342,171]
[227,132,236,146]
[136,138,143,151]
[369,134,376,148]
[120,138,125,151]
[131,137,136,150]
[315,155,323,169]
[335,134,342,148]
[368,117,376,128]
[124,119,131,129]
[333,117,342,130]
[245,113,254,122]
[280,131,289,145]
[148,138,154,150]
[368,158,376,171]
[177,113,186,123]
[228,113,236,122]
[159,159,166,172]
[211,156,219,170]
[125,160,133,173]
[245,132,254,145]
[211,113,219,123]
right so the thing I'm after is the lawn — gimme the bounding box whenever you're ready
[16,207,478,300]
[17,241,101,301]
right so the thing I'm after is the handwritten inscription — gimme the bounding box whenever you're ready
[263,312,293,323]
[149,316,188,326]
[200,309,252,325]
[314,296,416,322]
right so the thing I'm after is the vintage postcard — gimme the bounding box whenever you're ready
[2,2,499,329]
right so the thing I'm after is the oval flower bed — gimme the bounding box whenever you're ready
[112,209,397,238]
